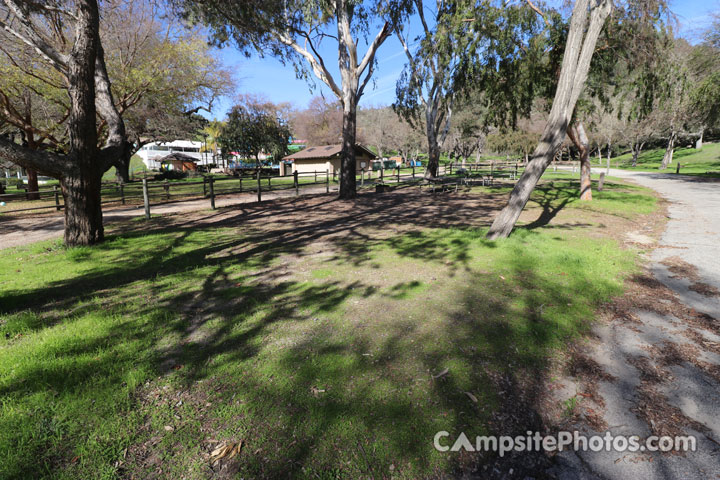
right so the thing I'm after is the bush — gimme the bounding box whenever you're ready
[154,170,188,181]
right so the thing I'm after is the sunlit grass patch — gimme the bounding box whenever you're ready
[0,184,656,478]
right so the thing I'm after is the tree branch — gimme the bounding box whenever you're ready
[0,135,68,177]
[277,31,343,98]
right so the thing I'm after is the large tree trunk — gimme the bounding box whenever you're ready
[339,92,358,199]
[487,0,611,240]
[62,169,104,244]
[568,122,592,201]
[65,0,103,245]
[26,168,40,200]
[660,132,676,169]
[426,133,440,178]
[0,0,124,246]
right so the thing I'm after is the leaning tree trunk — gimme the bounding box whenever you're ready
[339,91,358,199]
[487,0,612,240]
[568,122,592,201]
[660,132,676,170]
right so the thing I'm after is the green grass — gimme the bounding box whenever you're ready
[0,183,655,479]
[102,155,148,181]
[614,142,720,178]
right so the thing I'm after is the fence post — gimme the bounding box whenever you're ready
[142,178,150,219]
[209,176,216,209]
[381,165,384,182]
[598,172,605,191]
[257,169,262,202]
[54,185,61,211]
[326,169,330,193]
[164,179,169,200]
[361,167,365,186]
[203,176,207,196]
[412,164,415,179]
[396,166,400,184]
[120,182,125,205]
[676,162,681,174]
[333,169,337,182]
[314,170,317,183]
[450,162,453,175]
[294,170,299,195]
[514,162,518,180]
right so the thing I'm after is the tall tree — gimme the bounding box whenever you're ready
[487,0,612,239]
[0,0,232,185]
[219,99,291,167]
[487,0,671,238]
[0,0,127,245]
[177,0,410,199]
[394,0,549,177]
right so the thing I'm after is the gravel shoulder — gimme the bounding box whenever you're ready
[549,170,720,480]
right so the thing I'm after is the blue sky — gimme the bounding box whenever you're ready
[203,0,720,120]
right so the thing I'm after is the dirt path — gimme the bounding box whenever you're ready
[0,184,336,249]
[550,171,720,479]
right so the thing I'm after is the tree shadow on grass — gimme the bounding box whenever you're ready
[0,188,630,479]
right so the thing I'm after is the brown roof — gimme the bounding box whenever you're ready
[283,144,377,161]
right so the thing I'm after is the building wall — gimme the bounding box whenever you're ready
[287,154,374,176]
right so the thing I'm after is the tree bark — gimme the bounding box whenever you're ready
[486,0,611,240]
[26,168,40,200]
[63,0,104,245]
[62,170,104,245]
[425,124,440,178]
[568,122,592,201]
[339,92,358,199]
[660,132,676,169]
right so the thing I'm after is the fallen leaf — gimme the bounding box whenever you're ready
[164,425,174,432]
[210,441,243,464]
[465,392,478,403]
[432,368,449,379]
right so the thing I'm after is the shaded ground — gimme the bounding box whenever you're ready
[547,170,720,479]
[0,179,658,479]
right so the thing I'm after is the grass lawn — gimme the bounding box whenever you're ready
[0,179,658,479]
[102,155,149,182]
[613,142,720,178]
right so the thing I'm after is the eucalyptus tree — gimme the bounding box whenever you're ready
[393,0,548,178]
[176,0,412,199]
[0,0,127,245]
[487,0,671,239]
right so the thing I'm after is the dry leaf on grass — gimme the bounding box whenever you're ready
[465,392,478,403]
[210,441,243,464]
